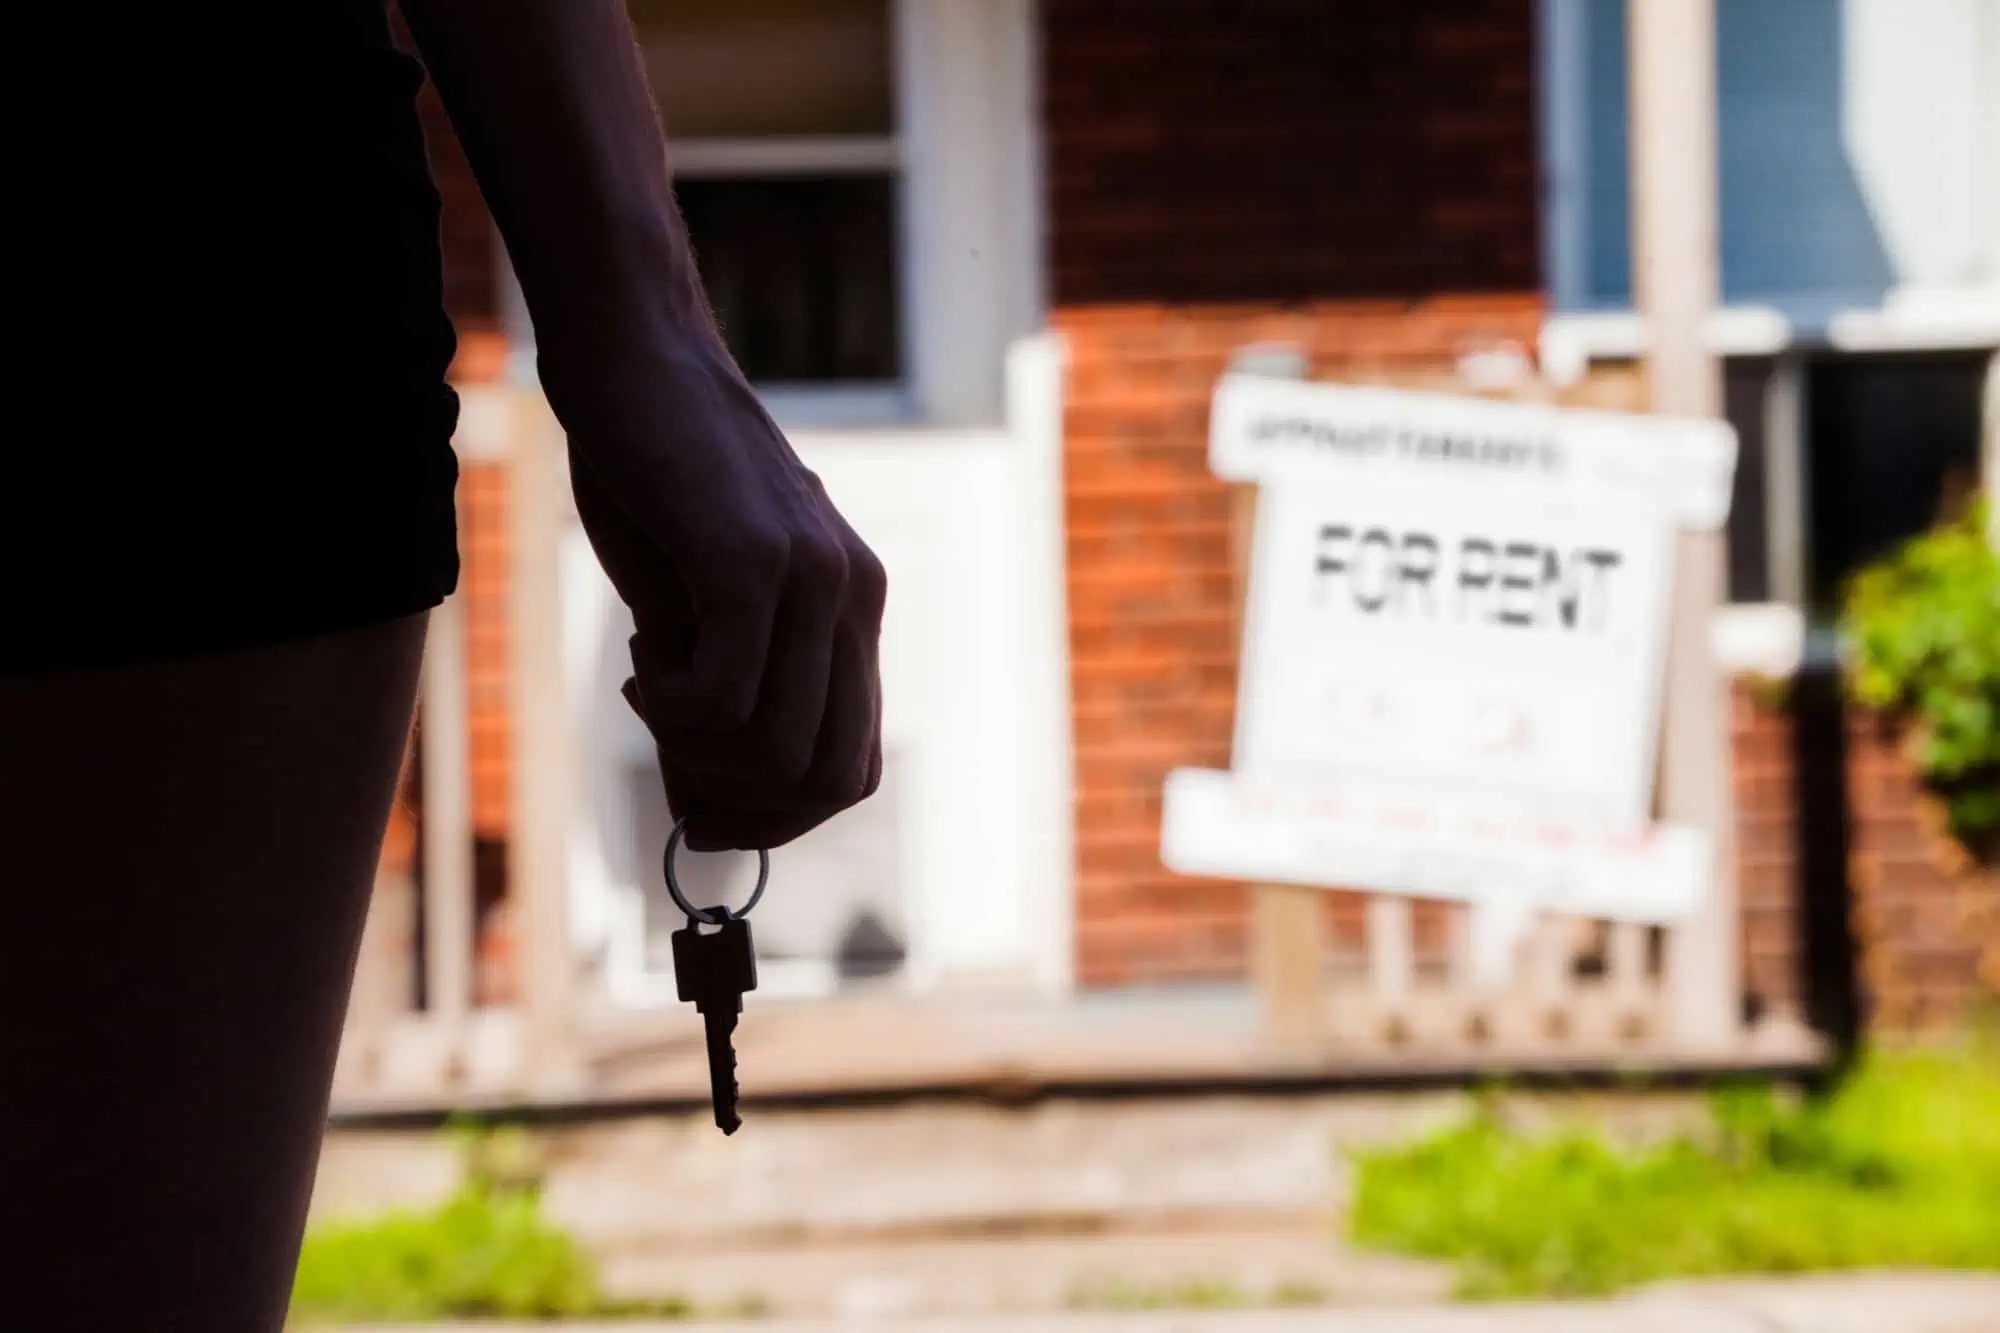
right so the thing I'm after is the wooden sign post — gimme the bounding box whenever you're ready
[1233,483,1330,1052]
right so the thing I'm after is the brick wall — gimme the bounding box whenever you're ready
[1059,299,1543,986]
[1732,685,1802,1020]
[1042,0,1538,307]
[1847,711,2000,1033]
[1043,0,1544,985]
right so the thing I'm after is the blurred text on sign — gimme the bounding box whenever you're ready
[1236,479,1676,828]
[1210,374,1738,530]
[1162,767,1709,923]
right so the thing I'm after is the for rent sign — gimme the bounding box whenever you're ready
[1162,376,1737,923]
[1234,479,1675,828]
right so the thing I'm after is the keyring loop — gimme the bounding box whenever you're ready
[662,819,770,925]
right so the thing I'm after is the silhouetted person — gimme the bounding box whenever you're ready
[0,3,885,1328]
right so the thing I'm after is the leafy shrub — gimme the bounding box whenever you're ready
[290,1125,705,1324]
[1350,1048,2000,1299]
[290,1182,613,1322]
[1842,500,2000,840]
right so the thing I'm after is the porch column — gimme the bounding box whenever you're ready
[512,386,580,1091]
[1628,0,1740,1044]
[420,588,474,1025]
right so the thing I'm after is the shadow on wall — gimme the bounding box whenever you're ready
[1584,0,1895,309]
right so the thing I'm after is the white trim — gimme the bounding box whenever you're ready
[1543,288,2000,367]
[1827,289,2000,351]
[1006,333,1076,996]
[1542,308,1792,366]
[1986,2,2000,285]
[757,384,914,430]
[1709,603,1807,680]
[669,135,902,179]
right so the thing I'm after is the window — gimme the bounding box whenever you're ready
[675,176,900,382]
[630,0,902,390]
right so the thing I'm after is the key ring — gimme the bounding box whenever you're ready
[663,819,770,925]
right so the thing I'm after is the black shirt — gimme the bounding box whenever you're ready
[2,2,462,676]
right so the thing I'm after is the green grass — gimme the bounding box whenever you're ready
[1066,1274,1329,1312]
[1350,1048,2000,1299]
[289,1182,699,1324]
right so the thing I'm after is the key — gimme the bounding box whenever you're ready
[672,914,759,1135]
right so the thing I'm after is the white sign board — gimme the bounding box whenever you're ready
[1165,376,1741,923]
[1210,375,1738,530]
[1236,478,1676,829]
[1161,768,1708,923]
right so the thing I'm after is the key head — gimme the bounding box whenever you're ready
[672,916,759,1007]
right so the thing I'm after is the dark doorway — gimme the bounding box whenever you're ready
[1805,350,1989,613]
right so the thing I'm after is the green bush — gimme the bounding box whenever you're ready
[1842,500,2000,840]
[289,1121,729,1324]
[1350,1048,2000,1299]
[289,1182,647,1323]
[1066,1275,1330,1312]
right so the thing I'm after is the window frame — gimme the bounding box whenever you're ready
[501,0,1042,430]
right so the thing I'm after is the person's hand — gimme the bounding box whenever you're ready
[563,345,885,853]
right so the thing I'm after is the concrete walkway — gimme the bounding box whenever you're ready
[336,1273,2000,1332]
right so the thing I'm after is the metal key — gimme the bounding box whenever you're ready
[662,821,771,1136]
[672,915,758,1134]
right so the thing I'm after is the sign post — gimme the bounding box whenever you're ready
[1230,485,1330,1052]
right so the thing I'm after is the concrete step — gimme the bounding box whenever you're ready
[333,1273,2000,1333]
[596,1225,1449,1319]
[314,1088,1712,1250]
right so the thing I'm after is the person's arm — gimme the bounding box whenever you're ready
[399,0,885,852]
[397,0,707,379]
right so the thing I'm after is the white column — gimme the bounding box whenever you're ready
[421,590,475,1022]
[896,0,1043,425]
[1008,334,1077,995]
[1629,0,1741,1046]
[511,388,580,1091]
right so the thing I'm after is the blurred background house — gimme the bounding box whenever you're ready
[336,0,1998,1109]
